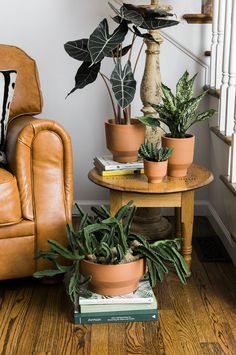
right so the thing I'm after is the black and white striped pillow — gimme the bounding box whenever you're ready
[0,70,17,165]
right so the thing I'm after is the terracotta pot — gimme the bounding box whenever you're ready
[80,258,146,296]
[144,159,168,183]
[105,119,145,163]
[161,134,195,177]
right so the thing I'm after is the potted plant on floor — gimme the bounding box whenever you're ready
[138,71,216,176]
[139,139,173,183]
[33,201,188,303]
[64,1,179,163]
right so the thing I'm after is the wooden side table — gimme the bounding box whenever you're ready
[88,164,213,270]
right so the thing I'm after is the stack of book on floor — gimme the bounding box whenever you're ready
[74,280,158,324]
[93,155,144,176]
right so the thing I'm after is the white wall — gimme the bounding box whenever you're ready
[0,0,213,205]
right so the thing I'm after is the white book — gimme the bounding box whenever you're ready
[79,280,154,305]
[94,155,143,171]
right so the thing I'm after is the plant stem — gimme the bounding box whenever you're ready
[123,107,130,124]
[128,33,136,62]
[134,41,144,75]
[100,72,117,122]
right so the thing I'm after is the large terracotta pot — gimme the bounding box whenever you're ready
[144,159,168,183]
[161,134,195,177]
[105,119,145,163]
[80,258,146,296]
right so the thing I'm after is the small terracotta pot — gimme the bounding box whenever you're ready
[144,159,168,183]
[80,258,146,296]
[105,119,145,163]
[161,134,195,177]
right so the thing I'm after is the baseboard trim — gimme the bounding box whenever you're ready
[206,201,236,266]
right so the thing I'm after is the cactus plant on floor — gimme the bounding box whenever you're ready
[33,201,189,302]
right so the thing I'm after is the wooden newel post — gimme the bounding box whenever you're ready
[131,0,173,240]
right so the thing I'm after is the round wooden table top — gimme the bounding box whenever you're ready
[88,164,214,194]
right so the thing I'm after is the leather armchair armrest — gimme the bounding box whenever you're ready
[6,115,73,269]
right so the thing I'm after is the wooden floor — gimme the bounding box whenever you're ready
[1,217,236,355]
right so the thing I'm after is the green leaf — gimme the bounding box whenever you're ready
[33,269,65,278]
[132,26,158,43]
[48,240,81,260]
[114,200,133,221]
[89,19,128,64]
[107,44,132,58]
[195,109,216,122]
[110,59,136,109]
[66,61,101,97]
[64,39,91,62]
[137,116,160,128]
[34,250,58,260]
[176,70,189,102]
[120,5,143,27]
[140,18,179,30]
[161,84,176,112]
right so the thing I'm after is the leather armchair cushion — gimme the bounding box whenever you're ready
[0,168,22,226]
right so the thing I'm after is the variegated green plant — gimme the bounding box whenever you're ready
[138,71,216,138]
[64,1,179,124]
[139,139,173,162]
[33,201,188,303]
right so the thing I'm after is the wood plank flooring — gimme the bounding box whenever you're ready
[0,217,236,355]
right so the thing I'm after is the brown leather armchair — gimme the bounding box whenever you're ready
[0,44,73,280]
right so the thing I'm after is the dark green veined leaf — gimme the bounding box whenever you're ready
[140,18,179,30]
[108,1,121,17]
[88,19,128,64]
[107,44,132,58]
[120,5,143,27]
[123,3,173,19]
[66,61,101,97]
[137,115,160,128]
[110,59,136,109]
[112,15,123,24]
[132,26,158,43]
[64,39,91,62]
[33,269,65,278]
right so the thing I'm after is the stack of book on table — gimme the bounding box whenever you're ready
[74,280,158,324]
[93,155,144,177]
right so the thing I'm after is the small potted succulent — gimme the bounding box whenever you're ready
[64,1,179,163]
[138,71,216,177]
[139,139,173,183]
[33,201,188,303]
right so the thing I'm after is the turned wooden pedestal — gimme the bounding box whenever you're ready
[88,164,213,270]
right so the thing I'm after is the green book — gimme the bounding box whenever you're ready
[80,298,157,313]
[74,309,158,324]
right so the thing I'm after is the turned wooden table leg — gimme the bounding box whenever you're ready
[175,207,182,238]
[181,191,194,271]
[110,190,123,216]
